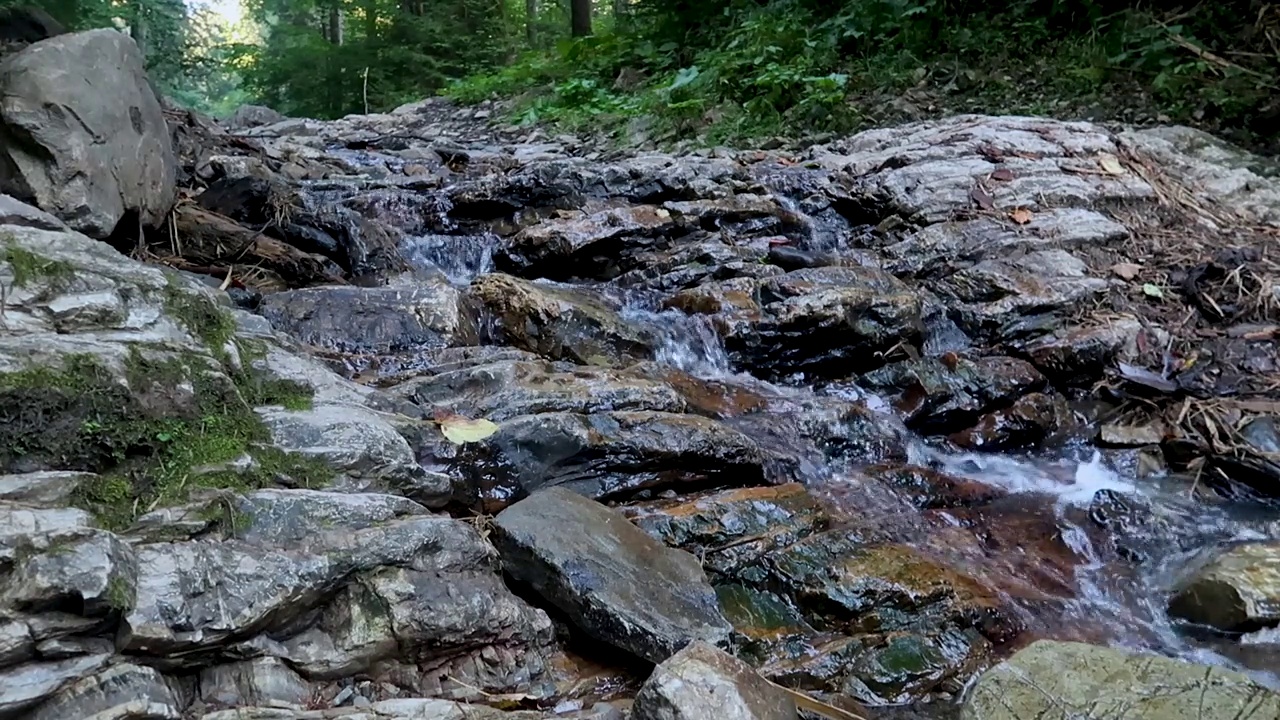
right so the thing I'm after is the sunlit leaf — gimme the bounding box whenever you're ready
[437,413,500,444]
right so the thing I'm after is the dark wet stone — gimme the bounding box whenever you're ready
[493,487,733,664]
[947,392,1068,451]
[624,484,838,582]
[454,410,769,512]
[865,464,1008,509]
[498,205,676,279]
[859,355,1047,434]
[724,266,923,378]
[470,273,656,366]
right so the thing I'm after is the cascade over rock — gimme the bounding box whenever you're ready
[2,37,1280,718]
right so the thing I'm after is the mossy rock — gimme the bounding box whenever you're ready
[0,341,324,530]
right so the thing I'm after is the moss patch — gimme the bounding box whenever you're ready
[232,338,314,411]
[162,275,237,351]
[0,241,75,290]
[1,345,330,530]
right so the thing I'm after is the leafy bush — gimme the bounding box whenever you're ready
[450,0,1280,151]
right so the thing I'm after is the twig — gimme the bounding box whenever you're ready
[362,66,370,114]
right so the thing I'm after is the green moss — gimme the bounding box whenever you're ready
[2,346,327,531]
[232,339,314,411]
[0,242,74,289]
[162,276,237,352]
[104,574,135,612]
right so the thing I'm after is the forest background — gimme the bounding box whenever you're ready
[10,0,1277,152]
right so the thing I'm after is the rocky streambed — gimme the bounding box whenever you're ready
[3,24,1280,720]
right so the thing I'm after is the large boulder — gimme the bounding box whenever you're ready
[961,640,1280,720]
[0,29,176,237]
[493,487,733,663]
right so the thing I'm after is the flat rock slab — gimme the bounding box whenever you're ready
[961,639,1280,720]
[632,641,797,720]
[493,486,732,663]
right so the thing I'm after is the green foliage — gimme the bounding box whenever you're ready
[451,0,1280,149]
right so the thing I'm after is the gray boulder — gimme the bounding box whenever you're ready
[961,639,1280,720]
[0,29,176,237]
[26,663,181,720]
[493,487,732,663]
[633,641,798,720]
[226,104,287,129]
[1167,541,1280,632]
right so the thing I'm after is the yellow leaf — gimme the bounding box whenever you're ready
[1009,208,1033,225]
[439,414,500,444]
[1098,153,1125,175]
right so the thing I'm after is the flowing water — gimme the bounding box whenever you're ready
[318,144,1280,697]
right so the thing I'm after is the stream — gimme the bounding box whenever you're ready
[294,129,1280,708]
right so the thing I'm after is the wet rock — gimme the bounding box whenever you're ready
[755,537,1017,702]
[257,281,479,355]
[498,205,675,279]
[493,487,733,663]
[196,176,408,280]
[860,355,1046,434]
[26,663,181,720]
[456,410,768,510]
[124,494,555,699]
[1020,315,1145,384]
[864,464,1007,509]
[947,393,1068,451]
[0,471,90,506]
[199,657,313,709]
[471,273,655,366]
[618,240,777,293]
[625,484,837,581]
[198,698,570,719]
[632,641,797,720]
[1168,542,1280,632]
[933,249,1109,344]
[811,116,1153,223]
[883,209,1129,277]
[391,359,687,421]
[726,266,923,378]
[0,29,176,237]
[258,403,452,506]
[2,529,137,616]
[961,639,1280,720]
[0,653,110,718]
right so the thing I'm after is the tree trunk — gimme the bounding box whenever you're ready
[363,0,377,41]
[613,0,628,30]
[570,0,591,37]
[328,4,344,46]
[525,0,536,44]
[130,0,148,59]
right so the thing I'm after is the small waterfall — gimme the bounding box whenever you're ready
[622,306,734,379]
[402,232,498,284]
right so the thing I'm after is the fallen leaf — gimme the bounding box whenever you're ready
[1009,208,1033,224]
[1142,283,1164,299]
[437,413,500,444]
[1117,362,1178,393]
[1110,262,1142,280]
[990,167,1015,181]
[1098,153,1125,175]
[970,184,995,210]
